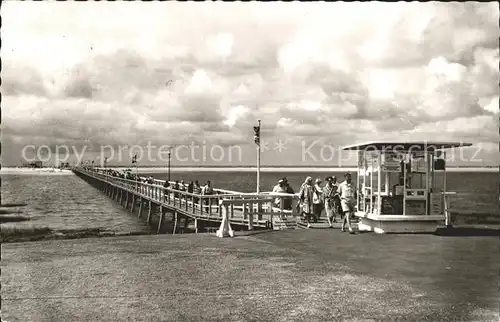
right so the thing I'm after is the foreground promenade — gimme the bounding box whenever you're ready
[2,230,498,321]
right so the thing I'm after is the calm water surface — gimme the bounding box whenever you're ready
[1,171,498,233]
[1,173,152,233]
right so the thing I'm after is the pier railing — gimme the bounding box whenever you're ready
[74,167,301,229]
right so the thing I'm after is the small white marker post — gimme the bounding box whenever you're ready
[216,201,234,238]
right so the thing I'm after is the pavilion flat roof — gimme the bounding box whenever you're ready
[342,141,473,151]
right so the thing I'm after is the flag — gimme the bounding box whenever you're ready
[132,154,137,164]
[253,125,260,145]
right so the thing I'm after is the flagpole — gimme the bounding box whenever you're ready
[257,120,261,194]
[133,154,138,191]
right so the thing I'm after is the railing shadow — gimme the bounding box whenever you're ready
[233,229,278,237]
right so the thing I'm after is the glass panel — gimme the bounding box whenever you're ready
[408,173,426,189]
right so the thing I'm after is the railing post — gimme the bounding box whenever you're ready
[199,197,203,215]
[208,197,212,217]
[444,194,452,228]
[248,203,254,230]
[242,202,247,220]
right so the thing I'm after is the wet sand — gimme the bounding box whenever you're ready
[1,230,499,321]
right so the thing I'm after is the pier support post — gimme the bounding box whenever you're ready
[125,192,129,209]
[120,189,124,205]
[157,206,165,234]
[173,211,178,234]
[130,194,136,213]
[138,197,144,218]
[146,201,153,224]
[183,216,189,233]
[194,218,205,233]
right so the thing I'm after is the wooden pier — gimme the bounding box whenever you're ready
[73,167,302,234]
[73,168,498,234]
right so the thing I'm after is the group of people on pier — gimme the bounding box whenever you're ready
[165,180,215,198]
[274,173,357,233]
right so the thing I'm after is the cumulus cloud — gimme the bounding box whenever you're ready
[2,1,499,166]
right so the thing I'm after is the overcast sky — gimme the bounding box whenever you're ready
[2,2,499,166]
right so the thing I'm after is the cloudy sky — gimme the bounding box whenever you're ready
[2,2,499,166]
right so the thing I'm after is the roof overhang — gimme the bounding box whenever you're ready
[342,141,473,152]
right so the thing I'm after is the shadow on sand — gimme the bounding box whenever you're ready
[0,203,29,207]
[435,227,500,237]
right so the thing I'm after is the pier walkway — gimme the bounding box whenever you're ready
[73,167,302,234]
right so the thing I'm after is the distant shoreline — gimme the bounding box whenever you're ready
[2,167,496,174]
[0,168,73,175]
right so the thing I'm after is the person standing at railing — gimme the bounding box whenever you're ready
[283,178,295,210]
[299,176,315,228]
[179,180,186,192]
[163,180,170,201]
[193,180,202,204]
[173,181,180,198]
[202,180,214,206]
[272,179,287,209]
[187,181,194,193]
